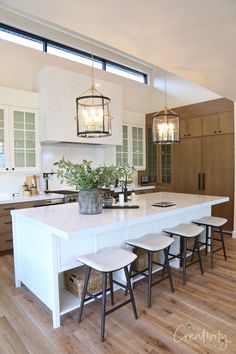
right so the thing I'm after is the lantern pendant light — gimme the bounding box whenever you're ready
[75,41,112,138]
[152,74,180,144]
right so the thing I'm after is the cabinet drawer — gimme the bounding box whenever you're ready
[0,215,12,232]
[0,231,13,251]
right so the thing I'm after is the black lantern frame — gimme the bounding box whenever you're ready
[76,85,112,138]
[152,108,180,144]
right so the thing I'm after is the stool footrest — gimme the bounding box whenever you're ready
[105,299,132,316]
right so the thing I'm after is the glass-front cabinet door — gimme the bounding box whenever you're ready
[9,107,40,171]
[0,105,10,171]
[132,126,144,169]
[116,124,145,170]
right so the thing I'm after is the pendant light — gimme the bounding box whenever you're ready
[75,41,112,138]
[152,73,180,144]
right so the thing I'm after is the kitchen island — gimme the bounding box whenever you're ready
[11,192,228,328]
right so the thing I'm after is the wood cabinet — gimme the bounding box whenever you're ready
[202,111,234,136]
[172,99,234,231]
[201,134,234,230]
[180,116,202,138]
[173,138,202,194]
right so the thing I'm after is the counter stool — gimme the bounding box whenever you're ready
[126,234,175,308]
[164,224,204,285]
[192,216,227,267]
[76,247,138,342]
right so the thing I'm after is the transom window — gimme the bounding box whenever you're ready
[0,23,148,84]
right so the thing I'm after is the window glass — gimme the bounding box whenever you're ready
[0,29,43,51]
[107,63,146,83]
[47,44,103,69]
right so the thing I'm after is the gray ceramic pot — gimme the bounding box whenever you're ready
[78,189,103,214]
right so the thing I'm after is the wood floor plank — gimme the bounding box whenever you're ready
[0,238,235,353]
[0,316,29,354]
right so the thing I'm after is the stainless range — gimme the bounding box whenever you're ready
[50,190,79,203]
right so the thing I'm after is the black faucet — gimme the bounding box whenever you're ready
[43,172,55,191]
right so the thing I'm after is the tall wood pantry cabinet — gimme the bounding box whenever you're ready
[172,98,234,230]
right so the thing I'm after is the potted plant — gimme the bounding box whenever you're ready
[53,158,121,214]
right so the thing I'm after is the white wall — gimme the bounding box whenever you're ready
[0,32,221,193]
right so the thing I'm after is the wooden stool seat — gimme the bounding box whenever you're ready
[164,223,204,285]
[126,234,175,308]
[77,247,138,342]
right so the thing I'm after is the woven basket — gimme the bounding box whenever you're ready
[64,266,108,298]
[132,248,160,271]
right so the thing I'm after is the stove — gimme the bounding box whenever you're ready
[50,190,79,203]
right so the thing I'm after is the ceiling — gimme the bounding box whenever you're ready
[1,0,236,100]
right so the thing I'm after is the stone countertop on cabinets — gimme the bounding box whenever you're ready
[0,193,64,204]
[11,192,229,240]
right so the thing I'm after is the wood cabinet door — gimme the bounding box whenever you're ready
[172,138,202,194]
[180,119,188,138]
[202,134,234,230]
[202,114,218,136]
[188,117,202,137]
[218,111,234,134]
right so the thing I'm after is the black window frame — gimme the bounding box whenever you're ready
[0,23,148,84]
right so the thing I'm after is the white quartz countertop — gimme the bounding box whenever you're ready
[0,192,64,204]
[11,192,229,240]
[113,185,155,192]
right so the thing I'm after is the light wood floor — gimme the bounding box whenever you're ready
[0,237,236,354]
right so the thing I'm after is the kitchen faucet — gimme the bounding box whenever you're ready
[43,172,55,191]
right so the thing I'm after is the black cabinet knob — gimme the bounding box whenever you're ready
[5,167,9,171]
[12,167,15,171]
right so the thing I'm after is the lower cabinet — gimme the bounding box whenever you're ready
[172,134,234,230]
[0,200,63,253]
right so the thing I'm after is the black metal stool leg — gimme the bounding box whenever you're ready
[180,237,184,267]
[191,237,197,262]
[210,227,214,268]
[124,266,138,319]
[147,251,153,308]
[205,225,209,254]
[220,227,227,261]
[78,266,91,323]
[100,272,107,342]
[164,247,174,292]
[196,235,204,274]
[109,272,114,305]
[182,237,187,285]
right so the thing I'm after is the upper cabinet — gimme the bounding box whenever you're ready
[180,116,202,138]
[116,111,145,170]
[202,111,234,136]
[0,88,40,172]
[38,66,123,145]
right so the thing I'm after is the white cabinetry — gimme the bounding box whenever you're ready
[38,66,123,145]
[0,88,40,172]
[116,111,145,170]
